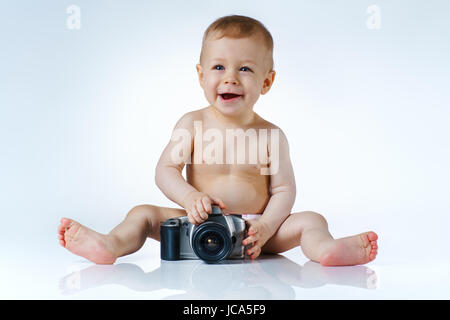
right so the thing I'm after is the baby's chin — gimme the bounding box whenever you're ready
[212,97,253,117]
[212,104,248,118]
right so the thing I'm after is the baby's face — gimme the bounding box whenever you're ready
[196,35,275,118]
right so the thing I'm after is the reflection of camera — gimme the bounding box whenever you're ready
[160,205,247,263]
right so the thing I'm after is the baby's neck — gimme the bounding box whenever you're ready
[208,105,256,127]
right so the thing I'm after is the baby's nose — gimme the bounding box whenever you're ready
[223,74,239,85]
[224,78,239,85]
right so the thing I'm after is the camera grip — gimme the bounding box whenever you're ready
[160,220,180,261]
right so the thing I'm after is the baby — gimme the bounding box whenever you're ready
[58,15,378,266]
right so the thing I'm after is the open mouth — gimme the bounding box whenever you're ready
[219,93,242,101]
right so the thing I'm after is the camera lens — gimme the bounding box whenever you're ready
[192,222,232,263]
[200,232,223,255]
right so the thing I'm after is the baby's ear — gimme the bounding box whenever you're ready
[261,70,276,95]
[196,64,204,88]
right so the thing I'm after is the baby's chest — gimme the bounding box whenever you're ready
[190,163,266,177]
[191,125,271,169]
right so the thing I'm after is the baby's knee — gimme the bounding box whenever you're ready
[126,204,158,220]
[296,211,328,229]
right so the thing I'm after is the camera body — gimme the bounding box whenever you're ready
[160,205,247,263]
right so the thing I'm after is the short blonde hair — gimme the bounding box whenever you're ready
[199,15,274,71]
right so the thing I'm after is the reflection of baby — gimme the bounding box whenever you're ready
[57,15,378,266]
[59,258,377,297]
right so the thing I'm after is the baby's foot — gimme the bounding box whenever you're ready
[57,218,117,264]
[319,231,378,266]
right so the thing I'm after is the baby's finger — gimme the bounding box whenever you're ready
[187,210,196,225]
[186,209,196,224]
[248,225,258,236]
[190,206,203,225]
[201,196,212,214]
[250,249,261,260]
[211,196,226,209]
[196,199,208,220]
[242,233,259,246]
[247,245,261,259]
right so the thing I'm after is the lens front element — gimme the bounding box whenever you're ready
[200,231,224,255]
[192,222,232,263]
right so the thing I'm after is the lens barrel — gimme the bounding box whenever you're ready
[192,222,232,263]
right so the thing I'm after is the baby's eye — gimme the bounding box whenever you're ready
[240,66,252,72]
[213,65,224,70]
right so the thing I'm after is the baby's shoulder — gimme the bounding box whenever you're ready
[173,107,207,129]
[253,113,282,131]
[253,113,289,142]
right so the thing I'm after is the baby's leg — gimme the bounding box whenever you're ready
[57,205,185,264]
[262,211,378,266]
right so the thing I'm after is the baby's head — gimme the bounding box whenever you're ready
[196,15,276,118]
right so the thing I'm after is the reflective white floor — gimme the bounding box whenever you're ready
[2,237,449,300]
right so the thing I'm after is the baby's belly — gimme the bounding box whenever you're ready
[188,170,270,214]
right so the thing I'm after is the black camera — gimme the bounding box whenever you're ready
[160,205,247,263]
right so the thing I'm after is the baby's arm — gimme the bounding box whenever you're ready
[260,128,296,233]
[155,113,197,205]
[155,112,225,224]
[243,128,296,259]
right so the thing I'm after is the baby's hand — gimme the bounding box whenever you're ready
[183,191,226,225]
[242,220,272,260]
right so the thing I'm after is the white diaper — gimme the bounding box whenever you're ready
[241,213,261,221]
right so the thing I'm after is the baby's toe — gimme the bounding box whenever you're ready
[60,218,72,228]
[369,249,377,260]
[363,232,378,263]
[58,218,71,230]
[57,218,76,245]
[367,231,378,242]
[369,244,378,260]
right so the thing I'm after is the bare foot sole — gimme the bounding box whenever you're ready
[57,218,117,264]
[319,231,378,266]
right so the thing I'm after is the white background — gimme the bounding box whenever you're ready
[0,0,449,299]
